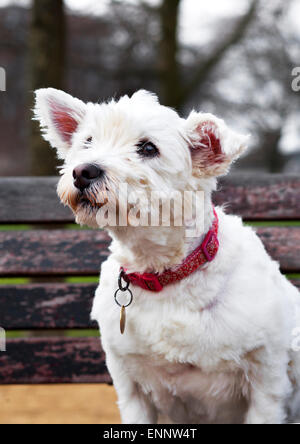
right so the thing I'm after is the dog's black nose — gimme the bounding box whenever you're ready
[73,164,103,191]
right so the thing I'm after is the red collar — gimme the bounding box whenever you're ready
[121,208,219,292]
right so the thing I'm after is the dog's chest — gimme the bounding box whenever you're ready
[99,283,242,373]
[95,270,249,422]
[96,265,242,370]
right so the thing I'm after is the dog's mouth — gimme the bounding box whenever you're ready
[77,194,107,210]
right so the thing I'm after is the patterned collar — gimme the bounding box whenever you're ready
[121,208,219,292]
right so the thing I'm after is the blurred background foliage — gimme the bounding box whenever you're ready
[0,0,299,176]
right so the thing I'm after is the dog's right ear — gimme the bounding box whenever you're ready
[33,88,86,159]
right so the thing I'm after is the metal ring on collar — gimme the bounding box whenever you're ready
[114,288,133,308]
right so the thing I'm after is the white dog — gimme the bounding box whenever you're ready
[34,88,300,424]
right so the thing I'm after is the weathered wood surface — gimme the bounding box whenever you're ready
[1,280,299,331]
[0,174,299,223]
[0,229,110,276]
[0,337,111,384]
[0,283,97,330]
[256,227,300,272]
[0,177,72,223]
[0,227,299,275]
[216,174,300,220]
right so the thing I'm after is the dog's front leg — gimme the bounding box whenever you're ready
[106,350,157,424]
[244,350,291,424]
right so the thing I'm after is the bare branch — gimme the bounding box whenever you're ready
[178,0,259,107]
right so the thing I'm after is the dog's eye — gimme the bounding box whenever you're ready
[84,137,92,148]
[137,141,159,158]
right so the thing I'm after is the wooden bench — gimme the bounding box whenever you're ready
[0,174,299,384]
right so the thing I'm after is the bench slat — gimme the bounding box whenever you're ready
[0,230,110,276]
[256,227,300,273]
[0,283,97,330]
[0,227,299,276]
[215,174,300,220]
[0,177,72,223]
[0,174,299,223]
[0,280,299,331]
[0,337,111,384]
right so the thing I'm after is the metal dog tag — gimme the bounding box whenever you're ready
[114,270,133,334]
[120,305,126,334]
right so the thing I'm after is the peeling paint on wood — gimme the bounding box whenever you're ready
[0,230,110,276]
[0,227,299,275]
[0,283,97,329]
[256,227,300,272]
[0,337,112,384]
[216,174,300,220]
[0,175,299,386]
[0,280,299,331]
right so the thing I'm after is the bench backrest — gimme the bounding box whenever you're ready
[0,174,299,384]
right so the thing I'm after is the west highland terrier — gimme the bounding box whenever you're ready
[34,88,300,424]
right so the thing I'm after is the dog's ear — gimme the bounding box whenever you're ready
[33,88,86,159]
[185,112,249,177]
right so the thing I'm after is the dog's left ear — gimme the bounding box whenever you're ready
[185,112,249,177]
[33,88,86,159]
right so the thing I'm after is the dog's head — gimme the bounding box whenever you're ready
[34,88,248,228]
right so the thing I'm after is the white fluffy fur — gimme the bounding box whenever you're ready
[34,88,300,424]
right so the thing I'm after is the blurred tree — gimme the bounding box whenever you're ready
[28,0,65,175]
[158,0,258,110]
[107,0,299,172]
[158,0,181,108]
[1,0,299,175]
[202,0,297,172]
